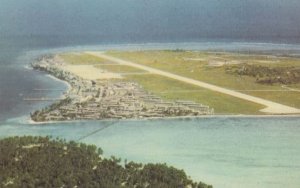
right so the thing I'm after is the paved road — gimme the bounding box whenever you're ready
[86,51,300,114]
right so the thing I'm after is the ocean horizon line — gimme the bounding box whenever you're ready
[22,41,300,58]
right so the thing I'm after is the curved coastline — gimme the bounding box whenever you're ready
[28,50,300,124]
[29,54,214,123]
[27,113,300,125]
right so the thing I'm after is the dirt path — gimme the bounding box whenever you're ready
[86,52,300,114]
[282,85,300,93]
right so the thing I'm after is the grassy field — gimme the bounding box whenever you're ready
[60,53,146,73]
[107,50,300,109]
[58,51,300,114]
[59,53,108,65]
[125,74,264,114]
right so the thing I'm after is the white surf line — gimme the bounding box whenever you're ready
[86,51,300,114]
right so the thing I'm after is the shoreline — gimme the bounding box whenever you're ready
[28,53,300,123]
[27,114,300,125]
[46,74,72,95]
[29,55,214,122]
[90,52,300,114]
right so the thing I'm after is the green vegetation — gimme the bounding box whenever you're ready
[107,50,300,109]
[31,98,72,122]
[60,53,146,73]
[106,51,290,90]
[56,50,300,113]
[226,64,300,85]
[59,53,108,65]
[0,136,212,188]
[125,74,264,114]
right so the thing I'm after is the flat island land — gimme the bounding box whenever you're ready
[30,50,300,122]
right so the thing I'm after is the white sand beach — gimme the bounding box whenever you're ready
[62,65,122,80]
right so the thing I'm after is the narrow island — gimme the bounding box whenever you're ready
[30,54,213,122]
[30,50,300,122]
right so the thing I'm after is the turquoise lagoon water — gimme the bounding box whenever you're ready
[1,42,300,187]
[1,117,299,188]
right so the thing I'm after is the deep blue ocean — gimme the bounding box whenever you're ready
[1,1,300,187]
[0,35,300,188]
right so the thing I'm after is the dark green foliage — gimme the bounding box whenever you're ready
[0,136,212,188]
[31,97,72,121]
[226,64,300,85]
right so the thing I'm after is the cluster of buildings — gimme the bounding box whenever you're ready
[31,56,214,122]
